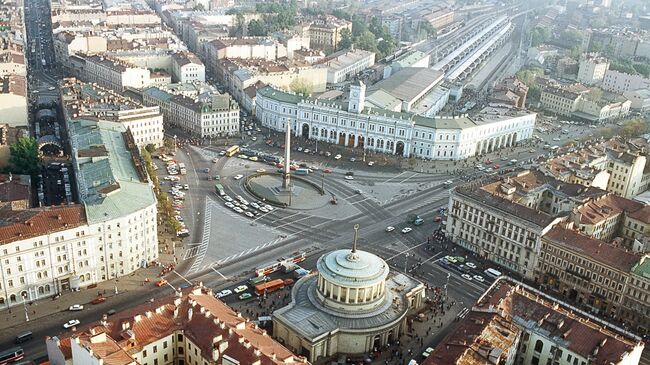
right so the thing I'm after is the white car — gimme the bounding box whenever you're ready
[473,275,485,283]
[212,158,219,163]
[264,205,274,211]
[63,319,80,329]
[183,184,189,190]
[225,202,235,208]
[234,285,248,293]
[259,207,269,213]
[461,274,473,281]
[256,168,266,173]
[68,304,84,311]
[401,227,412,234]
[349,157,356,162]
[344,175,354,181]
[466,262,477,269]
[245,211,254,218]
[234,207,244,214]
[385,226,395,232]
[233,174,244,180]
[367,161,375,166]
[251,203,260,209]
[216,289,232,298]
[334,154,342,160]
[48,86,56,91]
[224,196,233,202]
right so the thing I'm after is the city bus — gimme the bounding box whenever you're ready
[225,145,240,157]
[294,168,309,176]
[484,268,502,279]
[0,347,24,365]
[248,275,268,286]
[254,251,307,277]
[214,183,225,196]
[254,279,285,296]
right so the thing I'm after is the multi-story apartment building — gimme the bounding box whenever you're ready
[540,84,586,117]
[142,85,239,138]
[46,285,309,365]
[541,137,650,199]
[489,76,529,109]
[0,119,158,308]
[537,225,650,334]
[0,52,26,77]
[61,78,164,147]
[623,88,650,112]
[602,69,650,94]
[307,16,352,51]
[217,58,327,107]
[424,277,645,365]
[171,52,205,83]
[422,7,454,30]
[256,83,535,160]
[81,55,152,91]
[577,54,609,85]
[203,37,280,74]
[320,49,375,84]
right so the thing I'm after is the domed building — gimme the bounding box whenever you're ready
[273,228,425,363]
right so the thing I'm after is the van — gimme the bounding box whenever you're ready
[484,268,502,279]
[15,331,33,344]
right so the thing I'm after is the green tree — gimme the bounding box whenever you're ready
[531,27,550,47]
[339,28,353,50]
[248,19,268,36]
[145,144,156,153]
[289,78,313,96]
[352,16,368,37]
[9,137,39,176]
[332,9,351,21]
[560,29,583,48]
[420,21,437,37]
[633,63,650,78]
[354,30,379,54]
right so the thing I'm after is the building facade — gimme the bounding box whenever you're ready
[602,69,650,94]
[82,55,152,91]
[143,86,240,138]
[171,52,205,83]
[322,49,375,84]
[307,16,352,51]
[577,54,609,85]
[255,85,535,160]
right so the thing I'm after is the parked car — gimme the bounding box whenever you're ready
[234,285,248,293]
[155,279,168,287]
[238,293,253,300]
[385,226,395,232]
[68,304,84,311]
[461,274,473,281]
[401,227,412,234]
[216,289,232,298]
[90,297,106,305]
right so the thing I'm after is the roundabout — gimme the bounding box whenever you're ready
[245,172,327,209]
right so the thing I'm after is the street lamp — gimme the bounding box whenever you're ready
[404,253,409,273]
[22,292,29,322]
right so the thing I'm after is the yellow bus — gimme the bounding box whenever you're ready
[225,145,240,157]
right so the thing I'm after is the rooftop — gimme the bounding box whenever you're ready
[68,119,155,224]
[318,48,375,72]
[543,226,642,272]
[368,67,444,106]
[0,205,86,245]
[424,277,644,365]
[52,286,308,365]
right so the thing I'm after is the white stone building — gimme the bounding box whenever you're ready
[171,52,205,83]
[0,120,158,308]
[82,55,151,91]
[321,49,376,84]
[577,54,609,85]
[602,69,650,94]
[62,78,164,148]
[624,88,650,112]
[255,83,536,160]
[143,86,239,138]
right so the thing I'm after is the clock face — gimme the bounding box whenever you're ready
[352,91,358,97]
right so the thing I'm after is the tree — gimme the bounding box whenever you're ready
[339,28,353,50]
[354,30,379,54]
[145,144,156,153]
[248,19,268,36]
[531,27,550,47]
[560,29,583,48]
[289,78,313,96]
[9,137,39,176]
[633,63,650,78]
[420,21,436,38]
[332,9,351,21]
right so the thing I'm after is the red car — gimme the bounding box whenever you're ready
[434,216,442,222]
[91,297,106,305]
[155,279,168,287]
[323,169,332,173]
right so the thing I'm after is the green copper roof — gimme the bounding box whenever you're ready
[631,256,650,279]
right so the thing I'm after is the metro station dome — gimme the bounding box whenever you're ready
[273,226,426,363]
[316,248,389,312]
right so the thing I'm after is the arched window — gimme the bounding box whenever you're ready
[10,294,16,302]
[38,286,45,294]
[45,284,51,292]
[0,297,4,304]
[534,339,544,353]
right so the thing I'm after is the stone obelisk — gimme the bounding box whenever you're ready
[282,118,291,190]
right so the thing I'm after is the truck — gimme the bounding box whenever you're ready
[407,214,424,226]
[178,162,187,175]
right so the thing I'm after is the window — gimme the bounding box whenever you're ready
[534,340,544,353]
[153,346,157,353]
[143,350,147,357]
[177,334,183,341]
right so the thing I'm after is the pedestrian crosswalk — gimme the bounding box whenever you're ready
[383,184,449,206]
[203,236,287,272]
[186,197,214,273]
[191,146,220,162]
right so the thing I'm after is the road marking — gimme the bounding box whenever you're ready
[385,241,429,261]
[210,266,228,280]
[383,171,407,183]
[274,215,311,229]
[398,172,419,184]
[171,269,193,285]
[271,212,299,224]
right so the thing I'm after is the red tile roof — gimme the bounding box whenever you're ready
[543,226,642,272]
[425,278,643,365]
[0,206,86,245]
[57,287,309,365]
